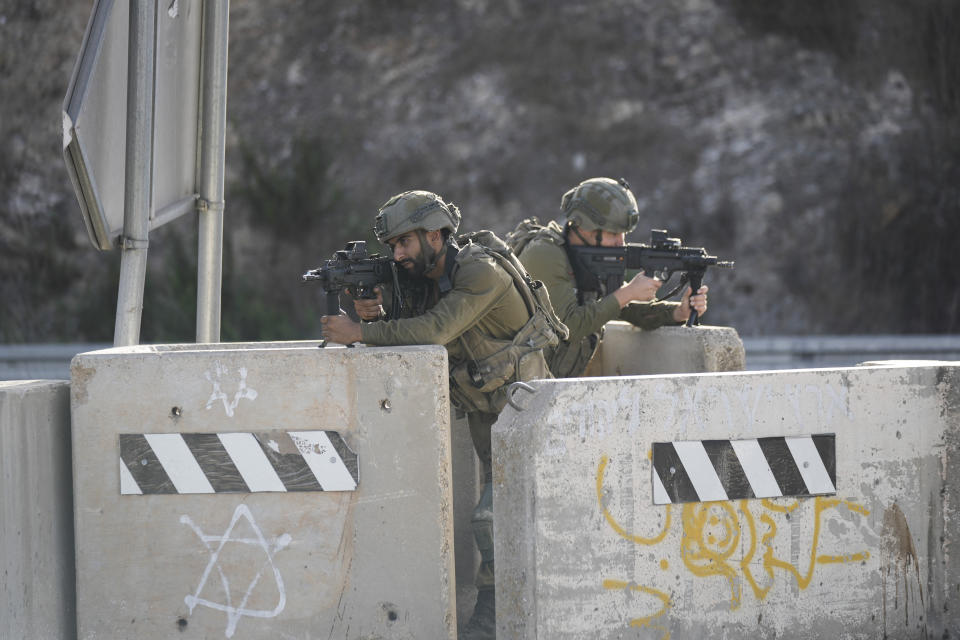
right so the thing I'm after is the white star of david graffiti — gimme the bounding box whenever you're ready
[180,504,291,638]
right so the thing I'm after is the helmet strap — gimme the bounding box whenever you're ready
[420,228,456,276]
[437,240,460,295]
[567,223,596,247]
[416,229,435,271]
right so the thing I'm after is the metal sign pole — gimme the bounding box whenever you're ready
[195,0,229,343]
[114,0,157,347]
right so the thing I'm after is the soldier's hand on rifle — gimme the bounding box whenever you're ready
[613,272,662,308]
[673,285,708,323]
[320,314,363,345]
[352,286,385,321]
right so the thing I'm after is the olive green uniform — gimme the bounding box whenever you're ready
[361,241,550,594]
[517,223,680,378]
[361,245,533,377]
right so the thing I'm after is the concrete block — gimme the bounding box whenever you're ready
[1,380,76,640]
[582,323,745,377]
[494,364,960,638]
[71,341,456,639]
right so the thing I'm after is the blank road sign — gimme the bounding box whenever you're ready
[62,0,203,250]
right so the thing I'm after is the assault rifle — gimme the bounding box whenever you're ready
[302,241,402,316]
[567,229,734,326]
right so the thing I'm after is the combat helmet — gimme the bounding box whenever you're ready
[560,177,639,233]
[374,190,462,274]
[374,190,461,243]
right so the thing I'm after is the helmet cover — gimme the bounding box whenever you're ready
[374,190,461,242]
[560,177,639,233]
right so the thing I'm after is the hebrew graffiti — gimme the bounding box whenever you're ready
[577,381,853,439]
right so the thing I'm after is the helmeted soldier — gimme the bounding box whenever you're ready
[510,177,708,378]
[321,190,564,639]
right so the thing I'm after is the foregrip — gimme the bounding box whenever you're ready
[685,272,703,327]
[323,290,342,316]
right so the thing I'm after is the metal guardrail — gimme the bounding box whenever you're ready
[0,344,110,381]
[2,335,959,380]
[742,334,960,370]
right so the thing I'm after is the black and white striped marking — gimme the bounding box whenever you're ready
[119,431,358,495]
[652,434,835,504]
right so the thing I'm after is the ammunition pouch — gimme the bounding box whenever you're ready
[547,328,602,379]
[445,234,566,414]
[449,310,556,415]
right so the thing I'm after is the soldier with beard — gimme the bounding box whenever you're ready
[321,190,562,639]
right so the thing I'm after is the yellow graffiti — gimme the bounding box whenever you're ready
[818,551,871,564]
[761,497,800,513]
[739,502,772,601]
[596,454,671,545]
[828,497,870,517]
[680,502,743,607]
[760,496,870,592]
[602,579,672,639]
[596,455,872,628]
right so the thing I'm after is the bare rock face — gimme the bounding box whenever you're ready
[1,0,958,341]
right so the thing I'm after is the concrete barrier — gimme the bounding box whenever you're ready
[442,324,746,614]
[494,363,960,638]
[582,323,745,376]
[71,341,456,639]
[452,324,745,619]
[1,380,76,640]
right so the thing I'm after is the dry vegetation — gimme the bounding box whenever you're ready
[1,0,958,342]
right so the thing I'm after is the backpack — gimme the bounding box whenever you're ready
[456,229,569,344]
[442,230,570,414]
[504,217,565,256]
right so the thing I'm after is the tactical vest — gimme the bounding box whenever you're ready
[507,217,604,379]
[443,231,569,415]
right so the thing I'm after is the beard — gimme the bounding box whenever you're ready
[398,253,428,278]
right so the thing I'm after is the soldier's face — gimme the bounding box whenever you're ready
[387,232,427,275]
[598,230,625,247]
[568,229,626,247]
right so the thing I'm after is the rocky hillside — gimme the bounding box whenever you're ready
[1,0,958,342]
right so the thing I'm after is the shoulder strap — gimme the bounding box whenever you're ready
[437,242,460,296]
[455,230,569,342]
